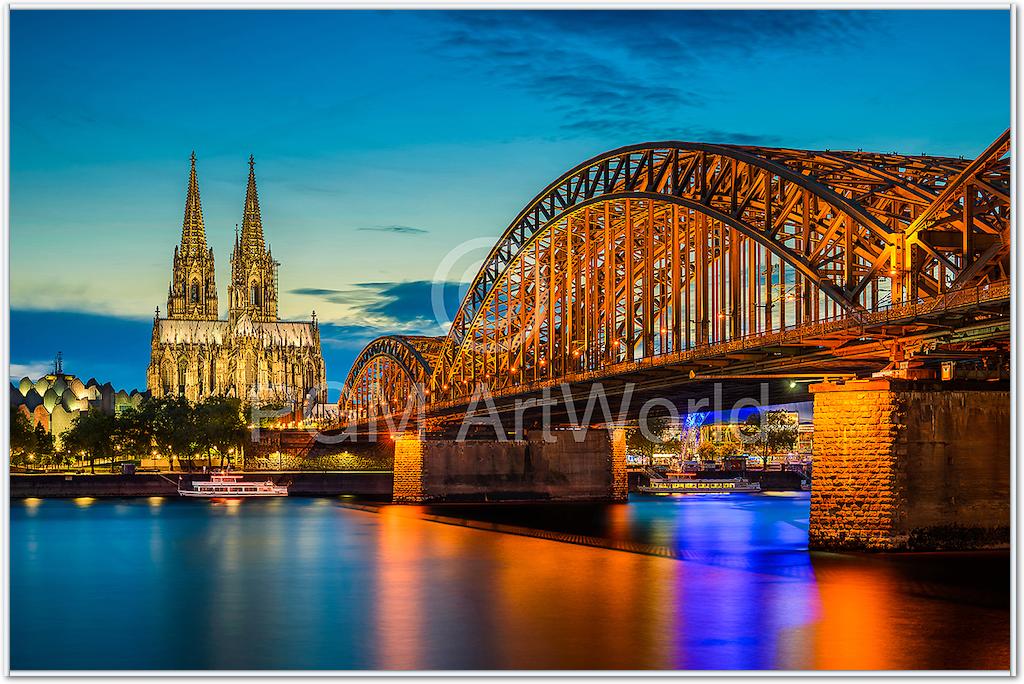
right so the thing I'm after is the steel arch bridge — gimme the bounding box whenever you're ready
[340,131,1010,425]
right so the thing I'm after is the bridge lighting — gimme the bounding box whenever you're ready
[510,366,517,373]
[789,380,797,389]
[539,359,547,367]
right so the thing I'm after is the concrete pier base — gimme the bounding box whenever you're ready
[809,378,1009,551]
[393,428,627,503]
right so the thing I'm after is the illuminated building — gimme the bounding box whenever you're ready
[146,154,326,407]
[10,354,146,448]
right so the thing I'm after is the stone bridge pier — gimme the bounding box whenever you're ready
[392,427,628,503]
[809,378,1010,551]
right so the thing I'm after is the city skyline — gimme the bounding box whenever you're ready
[10,9,1010,391]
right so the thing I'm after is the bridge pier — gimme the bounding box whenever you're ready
[393,427,627,503]
[809,378,1009,551]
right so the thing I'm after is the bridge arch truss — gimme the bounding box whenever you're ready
[339,335,441,423]
[341,132,1009,410]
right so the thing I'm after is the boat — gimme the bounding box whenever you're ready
[178,472,288,497]
[638,476,761,495]
[800,480,812,491]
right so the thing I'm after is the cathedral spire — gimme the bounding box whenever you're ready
[240,155,265,253]
[181,151,207,256]
[229,156,278,324]
[165,151,218,321]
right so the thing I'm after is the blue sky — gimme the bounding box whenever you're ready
[10,9,1010,391]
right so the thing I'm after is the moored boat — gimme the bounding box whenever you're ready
[638,476,761,495]
[178,472,288,497]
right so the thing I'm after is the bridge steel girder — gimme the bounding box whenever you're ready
[340,335,442,424]
[338,133,1010,418]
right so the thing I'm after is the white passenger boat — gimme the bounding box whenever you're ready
[638,476,761,495]
[178,472,288,497]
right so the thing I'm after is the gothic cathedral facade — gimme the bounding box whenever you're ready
[147,154,327,408]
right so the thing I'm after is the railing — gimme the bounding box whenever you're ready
[423,279,1010,412]
[336,280,1009,427]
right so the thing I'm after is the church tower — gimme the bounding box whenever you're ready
[166,152,218,320]
[228,156,280,323]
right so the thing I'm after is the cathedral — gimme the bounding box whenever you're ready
[146,153,327,409]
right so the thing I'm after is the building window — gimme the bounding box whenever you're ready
[177,359,187,395]
[250,284,261,306]
[190,281,200,303]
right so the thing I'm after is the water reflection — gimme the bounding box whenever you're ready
[10,496,1009,671]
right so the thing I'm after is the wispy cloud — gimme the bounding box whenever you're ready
[429,10,868,141]
[291,279,465,341]
[357,224,428,235]
[10,360,54,380]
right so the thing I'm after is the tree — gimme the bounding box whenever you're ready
[718,441,741,459]
[33,424,55,469]
[10,408,34,467]
[150,396,202,471]
[116,406,156,461]
[739,410,798,469]
[626,412,673,465]
[696,440,717,462]
[62,410,115,474]
[199,397,248,469]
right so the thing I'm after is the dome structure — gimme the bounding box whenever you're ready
[10,369,151,450]
[22,388,43,412]
[32,404,49,432]
[42,387,59,412]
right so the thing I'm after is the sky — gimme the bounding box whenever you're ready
[9,9,1010,392]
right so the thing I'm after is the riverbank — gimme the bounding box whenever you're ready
[10,471,393,499]
[628,469,807,492]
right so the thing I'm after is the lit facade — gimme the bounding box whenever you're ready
[11,357,146,449]
[147,154,326,407]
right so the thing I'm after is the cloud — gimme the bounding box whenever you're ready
[317,322,390,351]
[292,279,467,340]
[357,224,428,235]
[10,360,54,380]
[429,10,868,141]
[362,280,466,326]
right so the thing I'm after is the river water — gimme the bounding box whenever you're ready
[10,493,1010,671]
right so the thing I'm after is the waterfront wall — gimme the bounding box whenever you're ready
[10,472,392,499]
[809,379,1010,551]
[394,428,627,503]
[243,429,392,472]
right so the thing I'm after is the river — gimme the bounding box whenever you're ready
[10,493,1009,671]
